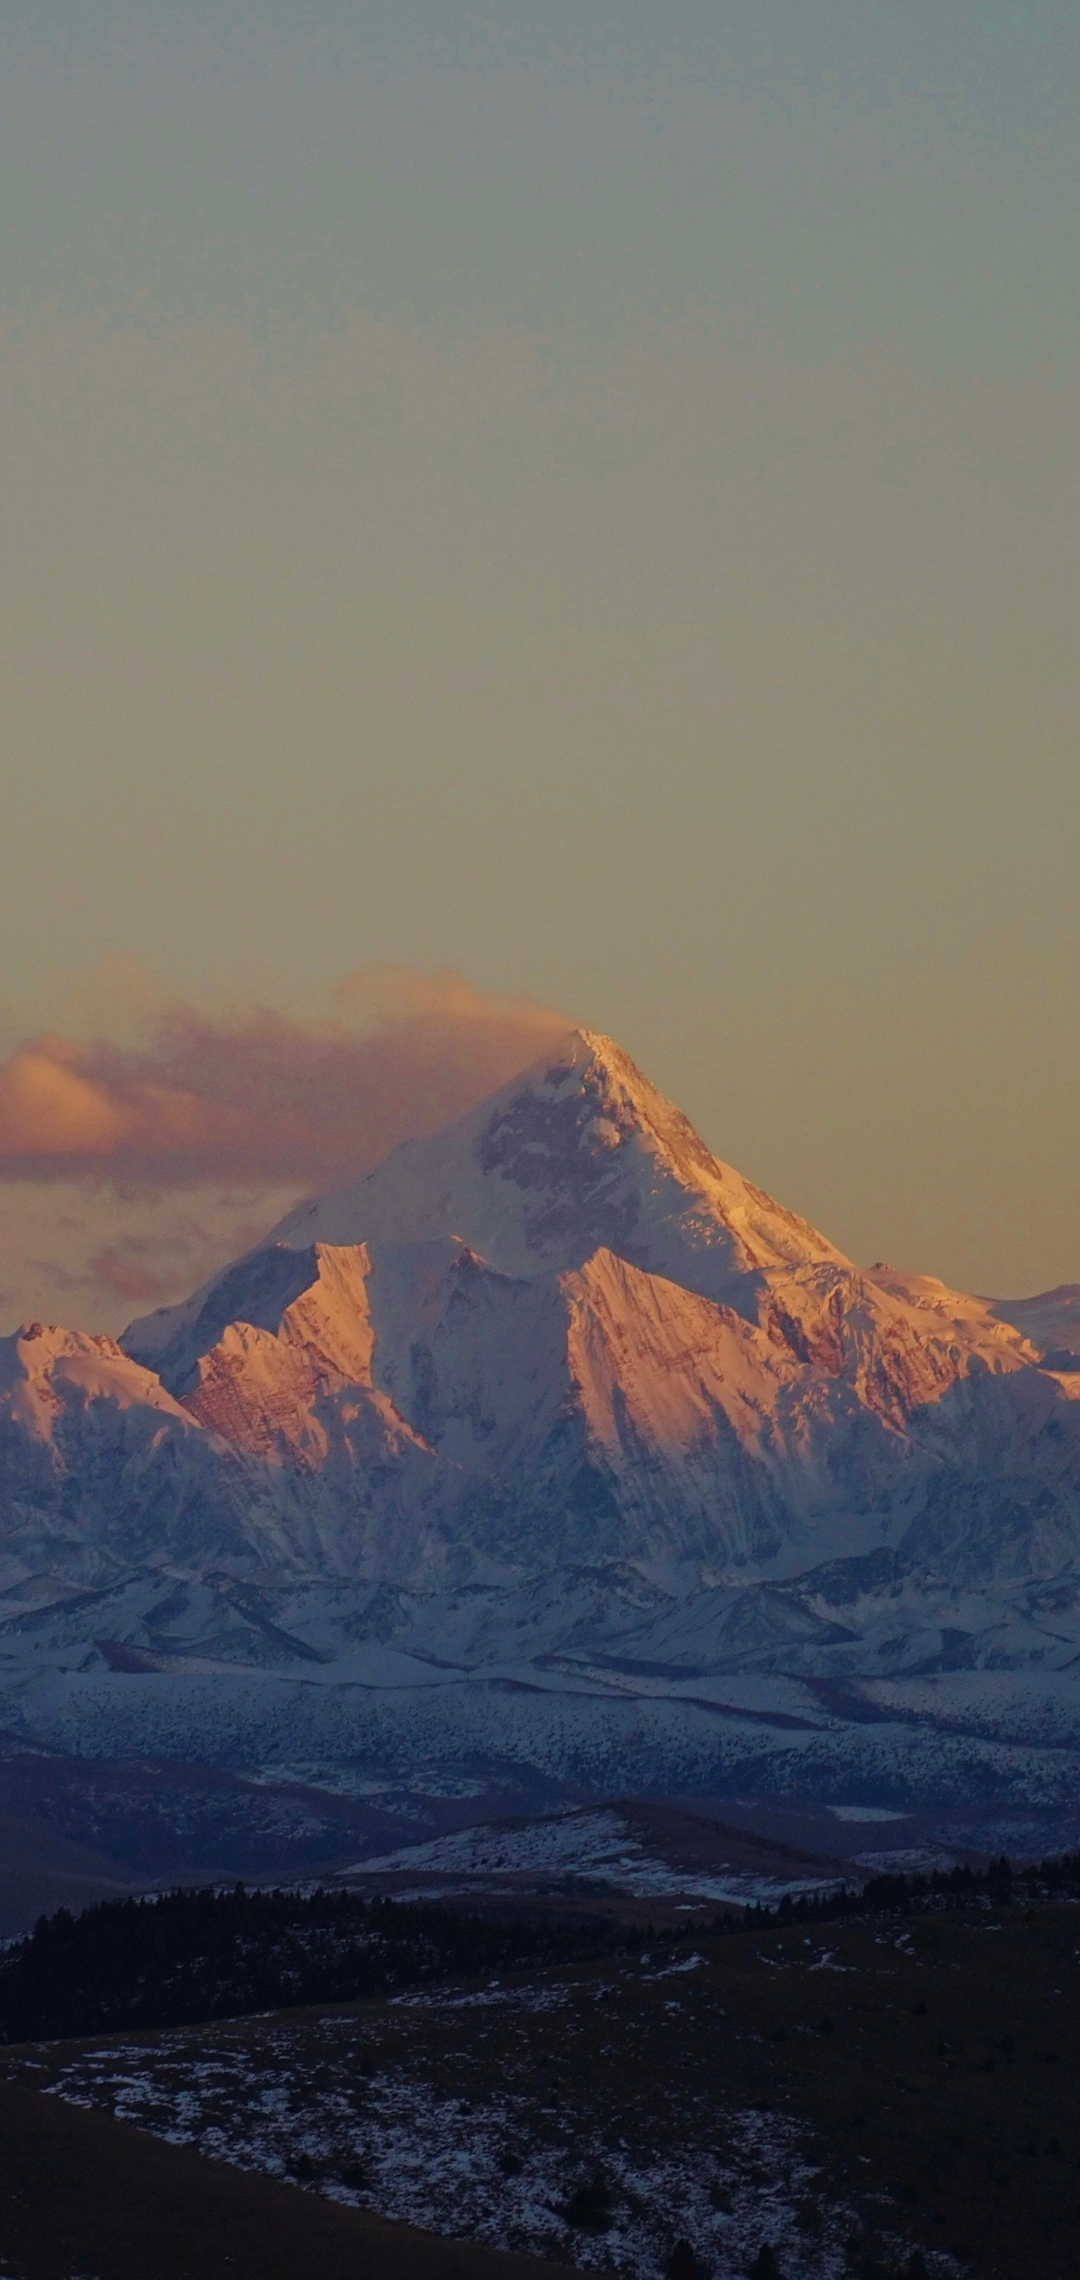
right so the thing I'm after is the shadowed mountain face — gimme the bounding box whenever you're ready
[2,1029,1079,1821]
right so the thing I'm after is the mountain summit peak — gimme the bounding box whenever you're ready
[141,1027,847,1333]
[539,1028,742,1187]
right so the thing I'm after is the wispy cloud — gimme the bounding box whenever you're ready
[0,966,572,1336]
[0,964,570,1192]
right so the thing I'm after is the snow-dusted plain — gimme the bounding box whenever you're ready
[1,1030,1079,1835]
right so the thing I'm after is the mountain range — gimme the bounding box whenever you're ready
[3,1028,1080,1853]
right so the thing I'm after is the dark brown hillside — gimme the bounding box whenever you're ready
[0,2079,578,2280]
[5,1895,1079,2279]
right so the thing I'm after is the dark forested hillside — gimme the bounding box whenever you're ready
[0,1882,650,2042]
[4,1852,1080,2046]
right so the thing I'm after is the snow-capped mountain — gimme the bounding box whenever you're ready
[111,1027,1057,1580]
[125,1030,847,1366]
[3,1029,1080,1824]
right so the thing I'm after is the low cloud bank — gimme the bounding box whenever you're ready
[0,967,572,1194]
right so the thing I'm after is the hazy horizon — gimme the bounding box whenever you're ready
[2,3,1077,1327]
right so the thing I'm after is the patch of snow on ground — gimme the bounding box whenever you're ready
[828,1806,911,1823]
[33,2005,964,2280]
[344,1805,838,1905]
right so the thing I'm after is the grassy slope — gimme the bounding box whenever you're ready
[2,1901,1078,2279]
[0,2077,578,2280]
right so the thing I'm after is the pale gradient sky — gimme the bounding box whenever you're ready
[1,1,1078,1331]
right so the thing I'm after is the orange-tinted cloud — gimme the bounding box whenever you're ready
[0,967,571,1193]
[85,1244,177,1304]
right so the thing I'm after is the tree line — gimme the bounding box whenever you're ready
[0,1883,651,2043]
[2,1847,1077,2045]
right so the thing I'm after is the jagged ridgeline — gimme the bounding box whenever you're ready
[1,1029,1080,1810]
